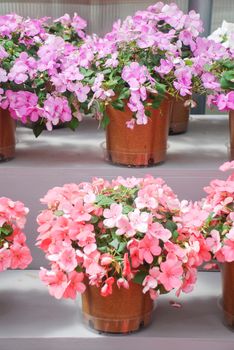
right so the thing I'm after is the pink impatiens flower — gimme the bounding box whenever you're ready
[0,249,11,272]
[101,277,115,297]
[57,247,77,273]
[159,256,183,291]
[138,235,161,264]
[103,203,123,228]
[142,266,160,294]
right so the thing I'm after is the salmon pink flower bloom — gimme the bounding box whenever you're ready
[103,203,123,228]
[159,257,183,291]
[101,277,115,297]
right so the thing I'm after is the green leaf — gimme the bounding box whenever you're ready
[79,67,94,77]
[133,270,148,285]
[101,110,110,129]
[33,123,45,138]
[172,230,179,240]
[152,97,163,109]
[54,210,64,217]
[35,79,45,88]
[117,241,127,253]
[111,99,125,111]
[98,246,108,253]
[0,224,13,236]
[220,70,234,90]
[122,205,133,214]
[109,238,119,250]
[223,60,234,69]
[118,88,130,100]
[165,220,177,233]
[155,82,166,95]
[90,216,99,224]
[95,195,115,206]
[145,109,151,117]
[68,117,79,131]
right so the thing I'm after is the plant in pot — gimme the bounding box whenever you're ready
[203,22,234,159]
[195,162,234,328]
[37,175,202,334]
[0,197,32,271]
[0,13,88,161]
[140,3,204,135]
[77,3,208,166]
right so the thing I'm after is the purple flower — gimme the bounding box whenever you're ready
[73,83,90,103]
[43,95,72,130]
[0,68,8,83]
[201,73,220,90]
[4,90,40,123]
[155,59,173,76]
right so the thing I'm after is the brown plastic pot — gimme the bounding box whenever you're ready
[229,110,234,160]
[222,262,234,328]
[169,96,190,135]
[82,281,154,334]
[0,108,15,162]
[105,97,171,167]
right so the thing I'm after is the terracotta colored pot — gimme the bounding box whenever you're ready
[82,281,154,334]
[229,110,234,160]
[169,96,190,135]
[105,97,171,166]
[222,262,234,328]
[0,109,15,162]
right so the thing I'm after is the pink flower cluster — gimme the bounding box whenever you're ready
[208,91,234,111]
[37,176,203,300]
[0,13,88,132]
[178,162,234,266]
[198,162,234,263]
[77,2,231,126]
[0,197,32,272]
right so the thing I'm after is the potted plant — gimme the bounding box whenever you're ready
[37,175,202,334]
[0,197,32,271]
[205,22,234,159]
[0,13,88,160]
[144,3,203,136]
[77,3,208,165]
[198,162,234,328]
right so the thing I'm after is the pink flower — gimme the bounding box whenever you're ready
[122,253,132,280]
[0,68,8,83]
[0,249,11,272]
[155,59,173,75]
[128,209,149,233]
[219,161,234,172]
[57,247,77,273]
[174,67,192,96]
[117,278,129,289]
[103,203,123,228]
[201,73,220,90]
[205,229,221,254]
[63,271,86,299]
[142,266,160,293]
[43,95,72,130]
[72,83,90,103]
[101,277,115,297]
[138,235,161,264]
[4,90,40,123]
[148,222,172,242]
[222,240,234,262]
[40,268,68,299]
[0,45,9,59]
[116,215,135,237]
[159,256,183,291]
[10,244,32,269]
